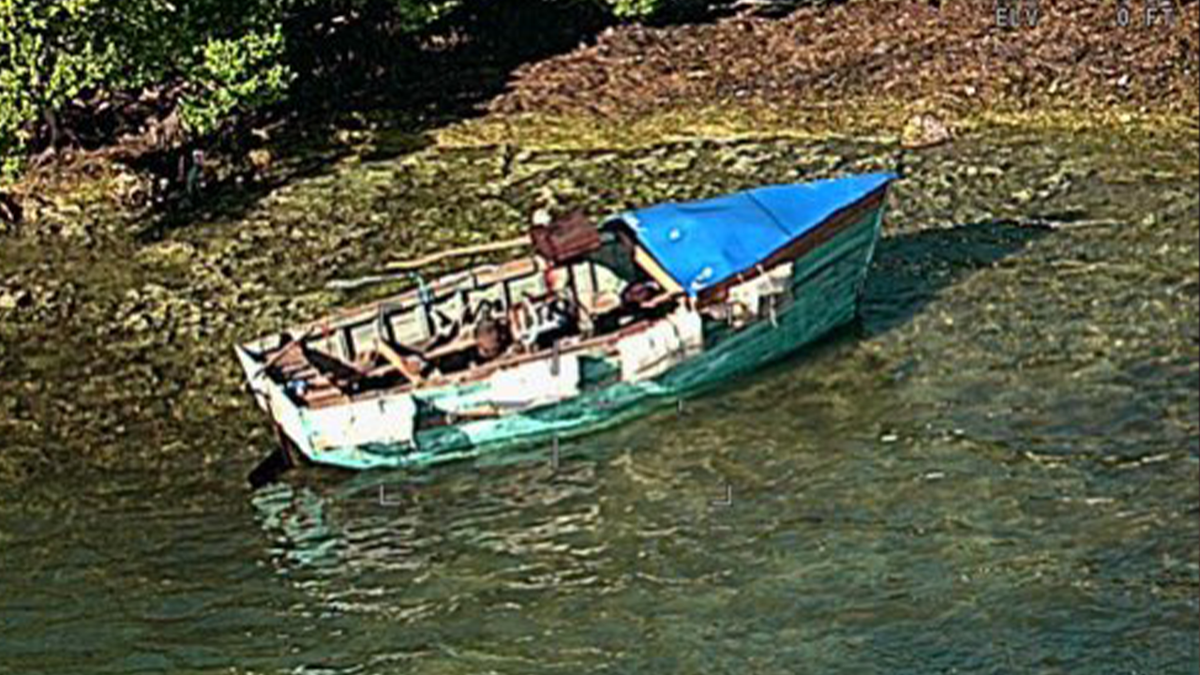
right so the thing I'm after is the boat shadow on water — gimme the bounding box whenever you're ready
[250,217,1053,566]
[859,217,1052,336]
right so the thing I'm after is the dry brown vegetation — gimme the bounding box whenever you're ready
[491,0,1199,121]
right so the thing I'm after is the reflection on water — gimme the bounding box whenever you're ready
[1,132,1197,674]
[254,457,605,585]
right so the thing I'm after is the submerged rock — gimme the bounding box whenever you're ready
[901,114,953,149]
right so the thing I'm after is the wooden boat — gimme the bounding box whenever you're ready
[236,173,896,475]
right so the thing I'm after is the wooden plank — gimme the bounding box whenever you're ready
[255,325,319,376]
[377,339,425,385]
[342,310,660,405]
[424,334,478,361]
[304,387,347,407]
[633,245,684,294]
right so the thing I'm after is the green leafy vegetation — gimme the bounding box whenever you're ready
[0,0,676,184]
[0,0,296,180]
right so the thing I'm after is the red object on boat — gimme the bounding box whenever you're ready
[530,211,601,264]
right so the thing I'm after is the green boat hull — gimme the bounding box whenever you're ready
[294,203,885,471]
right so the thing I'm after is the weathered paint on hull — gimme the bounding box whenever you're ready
[299,204,885,471]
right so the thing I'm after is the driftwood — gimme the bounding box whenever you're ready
[1024,217,1124,231]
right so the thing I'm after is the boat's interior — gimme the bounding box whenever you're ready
[247,223,684,408]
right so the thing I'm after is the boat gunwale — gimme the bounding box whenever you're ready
[241,181,891,412]
[241,257,547,353]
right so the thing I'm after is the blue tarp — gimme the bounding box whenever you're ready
[616,173,896,296]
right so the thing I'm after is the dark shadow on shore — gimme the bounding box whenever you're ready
[132,0,620,241]
[131,0,769,242]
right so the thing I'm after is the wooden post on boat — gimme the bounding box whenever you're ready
[326,237,531,291]
[248,446,291,489]
[247,384,306,489]
[383,237,529,271]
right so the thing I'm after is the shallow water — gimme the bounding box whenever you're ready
[1,128,1197,673]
